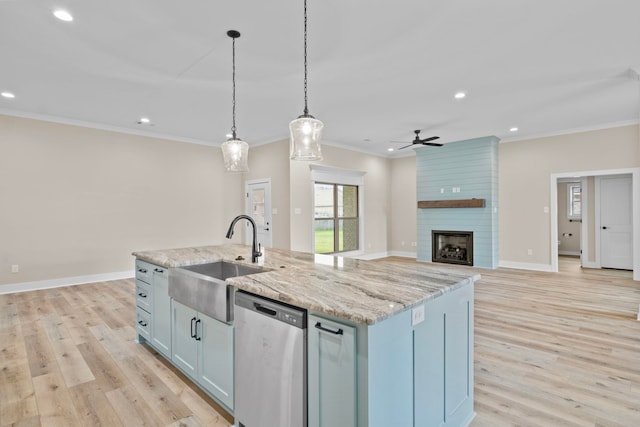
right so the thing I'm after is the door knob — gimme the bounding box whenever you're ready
[602,226,608,230]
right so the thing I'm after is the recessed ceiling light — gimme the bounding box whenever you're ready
[1,91,15,99]
[454,92,466,99]
[53,9,73,22]
[509,127,519,132]
[137,117,151,124]
[387,148,394,152]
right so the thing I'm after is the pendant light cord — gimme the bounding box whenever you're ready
[231,35,238,139]
[303,0,309,116]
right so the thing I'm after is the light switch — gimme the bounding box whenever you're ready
[272,208,278,215]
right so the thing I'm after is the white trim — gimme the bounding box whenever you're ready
[388,251,418,259]
[582,261,600,269]
[0,271,134,295]
[310,164,366,186]
[500,119,639,144]
[350,251,390,260]
[499,261,555,272]
[558,251,581,256]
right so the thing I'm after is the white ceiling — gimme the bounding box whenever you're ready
[1,0,639,156]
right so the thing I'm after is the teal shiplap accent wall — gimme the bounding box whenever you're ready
[416,136,499,268]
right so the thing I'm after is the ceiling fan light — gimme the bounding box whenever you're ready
[221,138,249,172]
[290,116,323,160]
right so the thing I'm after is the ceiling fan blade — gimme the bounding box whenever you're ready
[422,142,443,147]
[398,144,415,150]
[419,136,440,143]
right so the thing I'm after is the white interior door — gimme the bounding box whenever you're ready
[600,175,633,270]
[245,179,272,248]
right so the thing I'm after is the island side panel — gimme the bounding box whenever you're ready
[367,309,414,427]
[414,281,475,426]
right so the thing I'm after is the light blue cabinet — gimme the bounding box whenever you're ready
[198,312,234,410]
[308,315,357,427]
[319,280,475,427]
[135,259,171,359]
[171,300,198,377]
[151,264,171,358]
[171,300,235,411]
[414,283,474,426]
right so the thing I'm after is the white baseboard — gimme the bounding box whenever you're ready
[581,261,600,269]
[351,251,390,260]
[387,251,417,259]
[0,271,134,295]
[558,251,581,256]
[498,260,555,272]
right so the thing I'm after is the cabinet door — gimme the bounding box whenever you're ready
[308,314,357,427]
[198,313,234,410]
[151,265,171,358]
[171,300,198,378]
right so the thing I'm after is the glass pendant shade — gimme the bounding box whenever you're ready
[221,138,249,172]
[289,115,323,160]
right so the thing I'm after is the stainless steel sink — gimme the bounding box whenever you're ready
[168,261,264,323]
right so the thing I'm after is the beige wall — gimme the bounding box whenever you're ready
[389,155,417,255]
[2,114,638,288]
[289,144,391,254]
[245,139,291,250]
[0,115,244,287]
[500,124,639,266]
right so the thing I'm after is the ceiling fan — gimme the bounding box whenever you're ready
[394,130,442,150]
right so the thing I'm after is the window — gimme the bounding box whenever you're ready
[314,183,359,254]
[567,183,581,220]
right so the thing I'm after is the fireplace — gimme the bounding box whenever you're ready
[432,230,473,266]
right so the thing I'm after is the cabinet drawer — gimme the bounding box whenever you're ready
[135,259,154,283]
[136,309,151,341]
[135,280,151,311]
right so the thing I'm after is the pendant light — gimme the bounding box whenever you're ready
[289,0,324,161]
[221,30,249,172]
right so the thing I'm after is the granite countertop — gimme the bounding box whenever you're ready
[132,244,479,325]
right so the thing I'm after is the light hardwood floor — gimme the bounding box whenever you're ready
[1,257,639,426]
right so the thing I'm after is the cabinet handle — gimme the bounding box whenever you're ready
[138,320,148,327]
[154,268,164,273]
[190,317,197,339]
[195,319,202,341]
[137,292,147,298]
[138,268,147,273]
[315,321,343,335]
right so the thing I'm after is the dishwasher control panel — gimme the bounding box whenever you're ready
[235,290,307,329]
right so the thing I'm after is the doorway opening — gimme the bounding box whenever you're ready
[550,168,640,281]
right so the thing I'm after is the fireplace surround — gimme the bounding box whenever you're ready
[432,230,473,266]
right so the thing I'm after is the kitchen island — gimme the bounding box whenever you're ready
[133,244,478,427]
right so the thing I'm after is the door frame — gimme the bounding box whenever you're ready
[549,167,640,281]
[244,178,272,248]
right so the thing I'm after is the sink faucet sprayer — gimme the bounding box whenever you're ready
[225,215,262,263]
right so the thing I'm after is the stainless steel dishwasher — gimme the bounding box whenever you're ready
[234,290,307,427]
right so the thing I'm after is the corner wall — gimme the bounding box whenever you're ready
[0,114,244,288]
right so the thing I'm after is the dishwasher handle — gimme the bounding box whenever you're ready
[255,303,277,316]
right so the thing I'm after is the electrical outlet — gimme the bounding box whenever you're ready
[527,249,533,256]
[11,264,19,273]
[411,241,417,247]
[412,305,425,326]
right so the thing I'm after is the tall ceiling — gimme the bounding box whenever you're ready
[1,0,639,156]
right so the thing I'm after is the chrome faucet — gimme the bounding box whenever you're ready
[226,215,262,263]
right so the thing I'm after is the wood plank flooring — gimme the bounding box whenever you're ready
[1,257,639,426]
